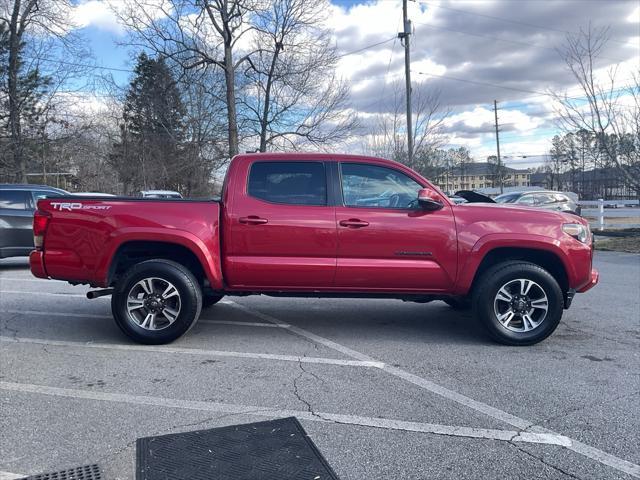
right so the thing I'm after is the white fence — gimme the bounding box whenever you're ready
[578,199,640,231]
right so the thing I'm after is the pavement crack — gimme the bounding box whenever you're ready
[292,359,325,421]
[507,440,583,480]
[539,390,640,426]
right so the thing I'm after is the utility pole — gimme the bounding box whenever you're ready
[400,0,413,167]
[493,100,503,194]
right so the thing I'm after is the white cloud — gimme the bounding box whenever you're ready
[72,1,123,33]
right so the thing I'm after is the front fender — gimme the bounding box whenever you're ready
[454,233,574,295]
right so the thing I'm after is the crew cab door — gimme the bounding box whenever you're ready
[223,160,337,289]
[334,162,457,291]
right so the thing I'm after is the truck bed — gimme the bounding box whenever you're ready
[31,197,222,288]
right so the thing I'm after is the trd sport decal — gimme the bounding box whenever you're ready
[50,202,112,211]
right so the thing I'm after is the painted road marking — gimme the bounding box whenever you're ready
[0,336,383,369]
[0,472,24,480]
[0,380,571,447]
[225,301,640,479]
[1,309,288,328]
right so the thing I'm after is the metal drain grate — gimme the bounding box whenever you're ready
[137,417,341,480]
[17,464,102,480]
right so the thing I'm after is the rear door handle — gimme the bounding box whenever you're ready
[339,219,369,228]
[239,216,268,225]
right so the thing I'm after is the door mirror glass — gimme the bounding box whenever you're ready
[417,188,444,211]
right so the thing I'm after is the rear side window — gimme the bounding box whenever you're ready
[535,193,556,205]
[0,190,31,210]
[248,162,327,206]
[518,195,535,205]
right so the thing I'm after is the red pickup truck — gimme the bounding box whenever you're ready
[30,153,598,346]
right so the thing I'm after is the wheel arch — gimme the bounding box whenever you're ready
[456,235,571,297]
[470,247,569,294]
[106,239,218,289]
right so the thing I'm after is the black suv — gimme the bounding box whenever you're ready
[0,184,68,258]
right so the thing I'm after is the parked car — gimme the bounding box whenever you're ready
[0,184,68,258]
[30,153,598,346]
[139,190,182,199]
[494,191,581,216]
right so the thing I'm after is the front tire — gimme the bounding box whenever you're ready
[111,259,202,345]
[472,261,563,346]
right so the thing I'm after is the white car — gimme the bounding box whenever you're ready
[139,190,183,199]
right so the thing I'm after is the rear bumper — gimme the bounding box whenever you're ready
[29,250,48,279]
[577,268,599,293]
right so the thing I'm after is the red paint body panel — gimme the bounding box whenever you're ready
[32,199,222,288]
[30,152,597,299]
[222,155,337,288]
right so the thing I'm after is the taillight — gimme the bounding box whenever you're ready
[33,210,51,249]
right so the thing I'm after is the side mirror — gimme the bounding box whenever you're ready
[417,188,444,211]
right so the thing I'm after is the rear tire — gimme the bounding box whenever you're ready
[472,261,563,346]
[111,259,202,345]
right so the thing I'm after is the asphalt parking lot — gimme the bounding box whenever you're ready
[1,251,639,480]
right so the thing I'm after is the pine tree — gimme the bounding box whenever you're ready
[110,53,187,193]
[0,23,52,181]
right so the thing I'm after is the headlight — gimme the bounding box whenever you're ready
[563,223,589,243]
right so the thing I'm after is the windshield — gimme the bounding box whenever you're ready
[494,193,521,203]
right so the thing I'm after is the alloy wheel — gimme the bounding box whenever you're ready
[126,277,182,331]
[493,278,549,333]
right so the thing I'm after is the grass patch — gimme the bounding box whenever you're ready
[595,236,640,253]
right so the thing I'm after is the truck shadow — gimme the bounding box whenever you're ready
[2,298,490,348]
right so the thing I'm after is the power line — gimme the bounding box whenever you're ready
[415,0,639,48]
[337,36,397,58]
[413,21,628,63]
[25,56,133,73]
[412,69,560,97]
[24,36,398,75]
[413,69,637,103]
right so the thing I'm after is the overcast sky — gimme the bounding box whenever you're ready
[72,0,639,168]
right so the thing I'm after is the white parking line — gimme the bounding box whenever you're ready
[225,301,640,479]
[0,336,384,369]
[1,309,288,328]
[0,380,571,447]
[0,472,24,480]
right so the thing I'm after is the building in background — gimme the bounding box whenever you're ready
[433,162,531,194]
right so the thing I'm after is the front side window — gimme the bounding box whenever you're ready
[0,190,31,210]
[248,161,327,206]
[340,163,422,209]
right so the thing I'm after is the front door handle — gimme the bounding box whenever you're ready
[239,216,268,225]
[339,218,369,228]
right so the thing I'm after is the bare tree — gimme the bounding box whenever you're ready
[241,0,356,152]
[115,0,261,159]
[366,81,449,169]
[0,0,90,182]
[552,25,640,193]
